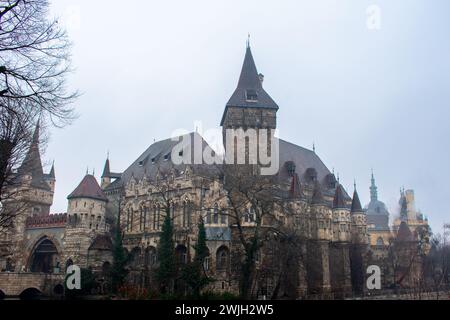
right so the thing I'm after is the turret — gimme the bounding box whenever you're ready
[350,185,367,244]
[67,174,108,231]
[310,182,331,240]
[332,184,351,242]
[101,157,111,189]
[43,161,56,192]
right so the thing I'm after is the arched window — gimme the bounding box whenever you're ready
[376,237,384,247]
[213,204,219,224]
[139,207,144,231]
[157,205,161,229]
[144,207,148,229]
[126,208,132,232]
[129,247,141,269]
[203,248,211,271]
[220,209,227,225]
[144,246,157,268]
[176,245,188,264]
[130,209,134,231]
[182,202,187,227]
[153,206,157,230]
[206,209,212,225]
[216,246,229,271]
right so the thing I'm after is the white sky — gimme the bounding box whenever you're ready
[45,0,450,234]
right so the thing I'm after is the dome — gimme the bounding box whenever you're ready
[364,199,389,216]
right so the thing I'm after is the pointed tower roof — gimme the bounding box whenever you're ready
[351,188,364,214]
[18,121,44,178]
[220,44,279,126]
[101,157,110,178]
[333,184,347,209]
[67,174,108,202]
[400,194,408,221]
[17,121,51,191]
[370,170,378,202]
[311,181,325,205]
[48,161,55,179]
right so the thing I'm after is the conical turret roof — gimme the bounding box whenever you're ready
[67,174,108,201]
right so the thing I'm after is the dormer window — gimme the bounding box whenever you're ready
[138,160,144,166]
[246,89,258,102]
[164,153,170,161]
[151,157,156,164]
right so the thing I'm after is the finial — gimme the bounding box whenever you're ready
[337,172,340,183]
[86,166,88,175]
[93,168,95,176]
[313,141,315,153]
[107,149,110,159]
[354,179,356,190]
[332,167,335,174]
[247,33,250,48]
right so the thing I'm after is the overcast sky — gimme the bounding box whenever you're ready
[44,0,450,234]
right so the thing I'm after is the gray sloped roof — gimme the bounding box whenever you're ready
[277,139,351,200]
[105,132,220,191]
[104,132,351,202]
[278,139,329,183]
[68,174,108,201]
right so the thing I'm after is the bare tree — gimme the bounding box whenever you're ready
[0,0,77,122]
[0,0,77,229]
[220,164,288,299]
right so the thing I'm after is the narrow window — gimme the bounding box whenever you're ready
[213,204,219,224]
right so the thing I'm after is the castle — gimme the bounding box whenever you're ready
[0,44,430,299]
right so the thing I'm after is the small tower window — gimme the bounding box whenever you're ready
[246,89,258,101]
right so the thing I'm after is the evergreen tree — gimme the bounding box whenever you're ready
[182,220,211,297]
[156,206,176,294]
[111,209,128,293]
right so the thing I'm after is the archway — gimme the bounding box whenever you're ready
[0,289,5,300]
[176,245,188,264]
[29,238,60,273]
[144,246,157,268]
[216,246,229,271]
[129,247,141,269]
[19,288,42,300]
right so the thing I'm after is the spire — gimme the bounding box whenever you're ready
[237,44,262,90]
[18,120,44,179]
[333,184,347,209]
[400,193,408,222]
[351,187,363,214]
[370,169,378,202]
[220,42,278,126]
[101,156,111,178]
[49,161,55,179]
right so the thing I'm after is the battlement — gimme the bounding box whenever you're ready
[25,213,67,229]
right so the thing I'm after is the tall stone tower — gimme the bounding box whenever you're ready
[17,122,55,216]
[63,174,109,267]
[220,43,279,166]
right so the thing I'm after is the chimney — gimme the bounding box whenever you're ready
[258,73,264,85]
